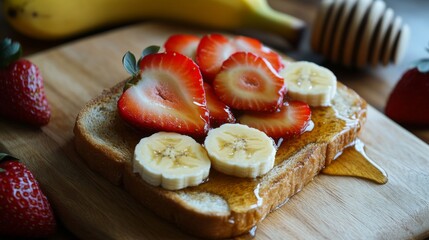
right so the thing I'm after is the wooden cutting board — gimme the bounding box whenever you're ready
[1,23,428,239]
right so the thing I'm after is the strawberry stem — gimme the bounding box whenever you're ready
[0,153,19,172]
[0,38,22,68]
[412,42,429,73]
[0,153,18,161]
[122,46,160,91]
[122,46,161,78]
[416,59,429,73]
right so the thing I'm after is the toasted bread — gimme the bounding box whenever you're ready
[74,80,366,239]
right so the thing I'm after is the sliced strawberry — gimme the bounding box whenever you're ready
[164,34,200,60]
[196,34,284,81]
[196,34,235,81]
[212,52,286,112]
[233,36,284,72]
[203,82,235,127]
[238,101,311,139]
[118,51,209,138]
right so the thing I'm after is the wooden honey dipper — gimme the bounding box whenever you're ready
[311,0,410,68]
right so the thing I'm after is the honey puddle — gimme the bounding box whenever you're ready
[233,226,257,240]
[322,139,388,184]
[183,96,388,215]
[229,137,388,239]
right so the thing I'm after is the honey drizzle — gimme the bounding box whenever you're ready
[182,105,374,213]
[322,139,388,184]
[233,226,257,240]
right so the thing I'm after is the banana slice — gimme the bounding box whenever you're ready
[204,123,276,178]
[280,61,337,106]
[133,132,211,190]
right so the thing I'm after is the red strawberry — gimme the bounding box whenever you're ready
[0,38,51,126]
[164,34,200,60]
[233,35,283,72]
[203,82,235,127]
[212,52,286,112]
[385,54,429,126]
[118,47,210,138]
[238,101,311,139]
[196,34,284,81]
[196,34,235,80]
[0,153,56,238]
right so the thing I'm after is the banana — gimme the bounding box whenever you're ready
[2,0,305,46]
[204,123,276,178]
[133,132,211,190]
[280,61,337,107]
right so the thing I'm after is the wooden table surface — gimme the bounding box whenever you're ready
[1,0,428,239]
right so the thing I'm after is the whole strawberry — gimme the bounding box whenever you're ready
[0,38,51,126]
[0,153,56,238]
[385,47,429,126]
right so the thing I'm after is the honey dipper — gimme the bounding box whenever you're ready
[311,0,410,68]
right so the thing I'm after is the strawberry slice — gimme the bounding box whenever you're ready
[118,50,209,138]
[164,34,200,60]
[196,34,284,81]
[203,82,235,127]
[212,52,286,112]
[238,101,311,139]
[233,35,283,72]
[196,34,235,80]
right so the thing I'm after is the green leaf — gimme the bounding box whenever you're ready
[142,45,160,58]
[122,51,138,77]
[0,42,21,58]
[121,46,160,87]
[0,153,11,160]
[0,153,18,161]
[0,153,19,172]
[123,76,140,91]
[0,38,12,51]
[417,59,429,73]
[0,38,22,68]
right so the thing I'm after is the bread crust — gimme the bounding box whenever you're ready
[74,82,126,184]
[74,81,366,239]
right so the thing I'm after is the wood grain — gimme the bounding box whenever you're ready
[0,23,428,239]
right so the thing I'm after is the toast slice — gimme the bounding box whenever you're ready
[74,80,366,239]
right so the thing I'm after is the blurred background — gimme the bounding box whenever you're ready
[2,0,427,140]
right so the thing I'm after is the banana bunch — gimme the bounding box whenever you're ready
[2,0,305,46]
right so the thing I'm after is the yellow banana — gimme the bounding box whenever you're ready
[2,0,305,46]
